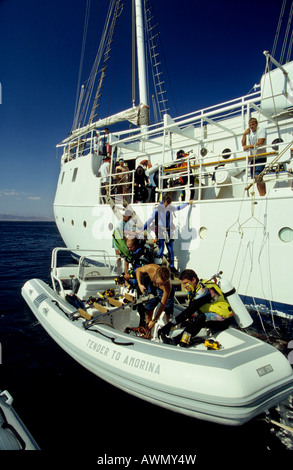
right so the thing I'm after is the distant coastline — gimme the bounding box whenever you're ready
[0,214,54,222]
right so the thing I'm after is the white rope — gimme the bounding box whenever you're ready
[280,1,293,64]
[216,189,246,280]
[286,26,293,62]
[73,0,91,129]
[84,1,116,120]
[252,297,271,340]
[272,0,287,60]
[75,0,117,127]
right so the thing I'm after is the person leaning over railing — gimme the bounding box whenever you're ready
[241,117,266,196]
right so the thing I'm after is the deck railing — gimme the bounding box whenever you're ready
[56,85,293,202]
[102,141,292,204]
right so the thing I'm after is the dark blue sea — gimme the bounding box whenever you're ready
[0,222,292,466]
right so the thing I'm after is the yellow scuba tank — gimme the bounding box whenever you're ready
[180,331,192,347]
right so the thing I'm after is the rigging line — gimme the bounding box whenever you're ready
[263,54,281,139]
[80,0,117,126]
[74,6,111,128]
[216,179,266,283]
[238,242,271,343]
[73,0,91,128]
[216,190,246,276]
[106,13,123,117]
[252,297,271,342]
[144,4,161,118]
[266,72,280,138]
[286,27,293,62]
[230,234,245,282]
[89,0,123,124]
[286,2,293,63]
[141,0,151,110]
[254,55,269,128]
[280,1,293,64]
[264,235,279,334]
[147,0,177,117]
[271,0,287,60]
[254,228,275,321]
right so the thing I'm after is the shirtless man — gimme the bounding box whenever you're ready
[136,264,174,330]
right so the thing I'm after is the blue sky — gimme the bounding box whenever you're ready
[0,0,284,219]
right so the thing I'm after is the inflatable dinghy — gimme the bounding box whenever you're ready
[21,247,293,426]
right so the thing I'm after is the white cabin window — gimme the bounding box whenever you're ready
[72,168,78,182]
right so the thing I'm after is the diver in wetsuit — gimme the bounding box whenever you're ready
[159,269,233,347]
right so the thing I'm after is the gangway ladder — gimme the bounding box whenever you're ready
[89,0,124,124]
[144,0,169,122]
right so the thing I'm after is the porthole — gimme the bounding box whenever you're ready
[199,226,208,239]
[278,227,293,243]
[222,148,232,159]
[200,148,208,157]
[272,138,284,151]
[108,223,113,231]
[62,217,65,223]
[83,221,87,228]
[71,220,74,226]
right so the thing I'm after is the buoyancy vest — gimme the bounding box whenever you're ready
[196,280,233,319]
[112,226,132,262]
[130,243,154,272]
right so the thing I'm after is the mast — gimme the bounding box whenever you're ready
[135,0,150,127]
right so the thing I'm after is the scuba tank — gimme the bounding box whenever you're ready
[218,278,253,328]
[180,331,192,348]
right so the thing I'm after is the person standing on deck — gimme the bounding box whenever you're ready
[242,117,267,196]
[99,156,111,198]
[101,127,112,157]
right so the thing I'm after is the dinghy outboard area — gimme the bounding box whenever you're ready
[21,247,293,426]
